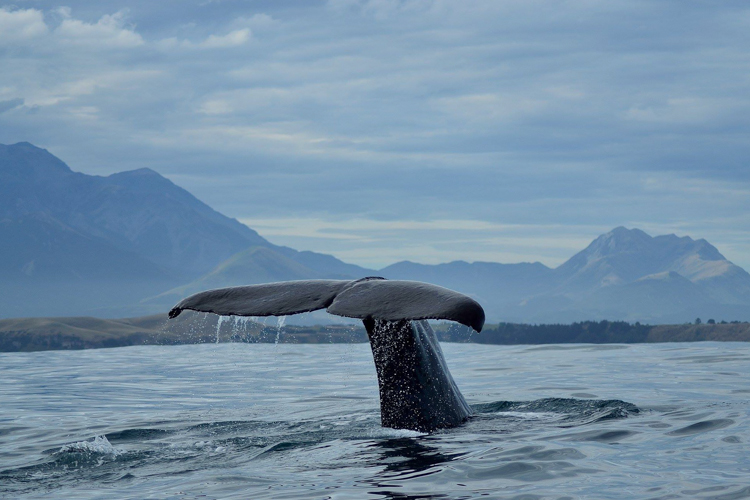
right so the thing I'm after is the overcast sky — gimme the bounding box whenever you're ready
[2,0,749,270]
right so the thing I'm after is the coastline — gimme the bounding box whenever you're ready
[1,313,749,352]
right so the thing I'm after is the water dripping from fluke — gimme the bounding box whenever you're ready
[216,315,228,344]
[275,316,286,346]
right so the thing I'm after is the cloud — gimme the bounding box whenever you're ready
[158,28,251,49]
[624,97,740,126]
[0,98,24,114]
[1,1,750,270]
[0,7,145,49]
[235,13,277,32]
[201,28,251,48]
[435,93,549,124]
[54,9,144,48]
[0,7,48,43]
[14,69,163,109]
[327,0,434,19]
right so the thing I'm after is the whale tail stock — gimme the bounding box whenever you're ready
[169,278,485,431]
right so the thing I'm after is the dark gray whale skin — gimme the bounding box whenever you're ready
[365,318,473,431]
[169,278,484,432]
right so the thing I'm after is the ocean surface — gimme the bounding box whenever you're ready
[1,340,749,499]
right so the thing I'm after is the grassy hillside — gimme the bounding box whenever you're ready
[1,315,748,352]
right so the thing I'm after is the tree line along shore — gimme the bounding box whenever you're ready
[1,312,749,352]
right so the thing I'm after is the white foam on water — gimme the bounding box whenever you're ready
[366,428,427,439]
[59,435,121,456]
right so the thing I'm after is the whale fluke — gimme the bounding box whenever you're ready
[169,277,485,432]
[169,278,485,332]
[327,279,485,333]
[168,279,351,319]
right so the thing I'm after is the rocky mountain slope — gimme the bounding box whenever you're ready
[1,142,269,279]
[3,142,749,323]
[0,142,369,317]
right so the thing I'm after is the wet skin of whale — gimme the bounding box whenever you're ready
[169,277,485,432]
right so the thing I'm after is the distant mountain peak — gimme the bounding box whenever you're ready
[560,227,650,273]
[693,239,725,261]
[1,142,271,282]
[106,167,178,190]
[110,167,161,177]
[11,141,38,149]
[654,233,692,245]
[594,226,651,248]
[579,227,725,262]
[555,226,742,297]
[1,142,72,176]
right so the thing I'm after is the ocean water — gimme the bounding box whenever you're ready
[1,341,749,499]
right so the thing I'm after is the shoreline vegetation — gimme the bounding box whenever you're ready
[1,312,749,352]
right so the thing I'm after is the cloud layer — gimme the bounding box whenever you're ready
[2,1,749,269]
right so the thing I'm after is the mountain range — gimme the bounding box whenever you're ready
[2,142,749,323]
[381,227,750,324]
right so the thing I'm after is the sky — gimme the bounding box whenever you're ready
[1,0,749,270]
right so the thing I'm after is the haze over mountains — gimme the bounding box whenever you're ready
[0,142,370,318]
[2,142,749,323]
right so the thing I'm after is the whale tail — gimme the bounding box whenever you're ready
[168,277,484,333]
[169,278,484,431]
[365,318,474,431]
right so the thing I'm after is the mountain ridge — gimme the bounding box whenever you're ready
[1,141,271,278]
[2,142,749,323]
[0,142,375,317]
[380,226,750,323]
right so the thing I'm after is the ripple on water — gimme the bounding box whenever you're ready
[552,429,640,443]
[473,397,640,425]
[667,419,735,436]
[2,342,750,499]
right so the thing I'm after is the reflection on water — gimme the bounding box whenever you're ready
[370,437,465,476]
[1,342,749,499]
